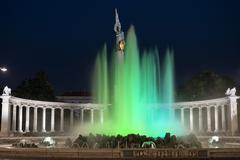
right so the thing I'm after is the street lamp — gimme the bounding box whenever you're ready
[0,67,7,72]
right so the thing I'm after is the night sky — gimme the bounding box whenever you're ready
[0,0,240,94]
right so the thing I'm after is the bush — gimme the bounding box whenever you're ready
[72,133,201,149]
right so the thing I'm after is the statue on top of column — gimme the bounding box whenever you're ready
[3,86,11,96]
[114,9,125,54]
[225,87,236,97]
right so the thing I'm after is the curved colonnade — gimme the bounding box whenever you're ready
[0,93,239,136]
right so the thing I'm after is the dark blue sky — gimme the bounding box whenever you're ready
[0,0,240,94]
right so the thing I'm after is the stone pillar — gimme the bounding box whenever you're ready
[228,95,239,135]
[214,106,219,132]
[221,105,226,132]
[0,95,11,135]
[198,107,203,132]
[42,108,46,132]
[18,105,23,132]
[12,104,17,132]
[190,107,193,131]
[91,109,94,124]
[70,109,74,129]
[25,106,30,132]
[81,109,84,123]
[60,108,64,132]
[181,108,184,125]
[207,107,211,132]
[100,110,104,124]
[33,107,38,132]
[51,108,55,132]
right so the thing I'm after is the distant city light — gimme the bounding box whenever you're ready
[0,67,7,72]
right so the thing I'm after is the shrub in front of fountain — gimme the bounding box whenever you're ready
[72,133,201,149]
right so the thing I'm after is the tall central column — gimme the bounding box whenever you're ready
[100,110,104,124]
[51,108,55,132]
[189,107,193,131]
[60,108,64,132]
[12,104,17,132]
[33,107,38,132]
[214,106,219,132]
[70,109,74,130]
[181,108,185,126]
[25,106,30,132]
[81,109,84,123]
[18,106,23,132]
[207,107,212,132]
[42,108,46,132]
[221,105,226,132]
[91,109,94,124]
[198,107,203,132]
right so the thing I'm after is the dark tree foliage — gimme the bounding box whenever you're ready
[13,71,56,101]
[176,71,235,101]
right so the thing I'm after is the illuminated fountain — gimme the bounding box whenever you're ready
[91,10,183,137]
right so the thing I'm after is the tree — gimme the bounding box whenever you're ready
[176,71,235,101]
[13,71,56,101]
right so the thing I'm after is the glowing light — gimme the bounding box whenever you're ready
[119,40,125,51]
[43,137,55,146]
[0,67,7,72]
[209,136,220,143]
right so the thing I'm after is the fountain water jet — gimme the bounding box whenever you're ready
[91,25,183,137]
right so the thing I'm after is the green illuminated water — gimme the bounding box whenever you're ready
[91,26,183,137]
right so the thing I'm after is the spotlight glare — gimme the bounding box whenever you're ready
[0,67,7,72]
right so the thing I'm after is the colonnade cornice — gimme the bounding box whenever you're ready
[8,96,231,110]
[9,96,105,110]
[174,97,229,109]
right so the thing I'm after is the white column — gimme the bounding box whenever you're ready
[207,107,211,132]
[18,105,23,132]
[181,108,185,125]
[42,108,46,132]
[33,107,38,132]
[1,95,11,135]
[70,109,74,130]
[228,95,239,135]
[198,107,203,132]
[100,110,104,124]
[12,104,17,132]
[81,109,84,123]
[190,107,193,131]
[60,108,64,132]
[214,106,219,132]
[91,109,94,124]
[25,106,30,132]
[221,105,226,132]
[51,108,55,132]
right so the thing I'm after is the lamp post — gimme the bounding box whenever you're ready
[0,67,7,72]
